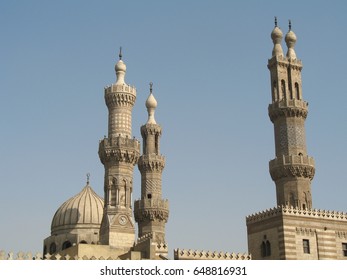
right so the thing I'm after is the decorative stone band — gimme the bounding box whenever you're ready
[141,124,162,136]
[98,137,140,165]
[134,199,169,222]
[267,55,303,70]
[246,205,347,224]
[268,99,308,122]
[174,249,251,260]
[269,155,315,180]
[0,251,121,260]
[104,84,137,107]
[138,154,165,172]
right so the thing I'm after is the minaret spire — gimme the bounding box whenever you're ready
[99,52,140,250]
[134,84,169,258]
[267,20,315,209]
[271,17,283,57]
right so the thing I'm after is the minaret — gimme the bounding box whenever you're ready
[98,49,140,250]
[134,83,169,244]
[267,19,315,209]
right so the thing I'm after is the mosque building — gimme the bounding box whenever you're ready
[40,20,347,260]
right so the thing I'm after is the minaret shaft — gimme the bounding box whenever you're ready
[134,90,169,244]
[268,24,315,209]
[98,55,140,251]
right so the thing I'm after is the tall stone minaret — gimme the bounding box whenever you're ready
[267,19,315,209]
[134,83,169,244]
[98,49,140,250]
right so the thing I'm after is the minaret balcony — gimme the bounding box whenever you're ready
[98,137,140,165]
[134,198,169,222]
[269,155,315,181]
[138,154,165,172]
[268,99,308,122]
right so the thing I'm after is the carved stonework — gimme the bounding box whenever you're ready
[141,124,162,136]
[134,208,169,222]
[270,164,315,181]
[98,138,140,165]
[105,90,136,107]
[138,155,165,172]
[269,105,308,122]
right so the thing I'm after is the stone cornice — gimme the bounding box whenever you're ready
[98,137,140,165]
[268,99,308,122]
[246,205,347,224]
[138,154,165,172]
[104,84,137,107]
[134,199,169,222]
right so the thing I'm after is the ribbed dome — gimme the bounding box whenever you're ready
[51,184,104,235]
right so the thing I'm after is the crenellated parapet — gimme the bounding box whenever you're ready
[174,249,251,260]
[246,205,347,224]
[0,250,120,260]
[267,55,303,70]
[98,136,140,165]
[269,155,315,181]
[104,84,137,107]
[268,99,308,122]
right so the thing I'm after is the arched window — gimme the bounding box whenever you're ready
[295,82,300,99]
[266,240,271,256]
[261,241,266,257]
[49,242,56,254]
[272,81,277,101]
[281,80,286,99]
[261,240,271,257]
[43,245,47,257]
[62,241,72,250]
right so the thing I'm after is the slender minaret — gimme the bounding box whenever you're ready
[134,83,169,244]
[98,49,140,250]
[268,19,315,209]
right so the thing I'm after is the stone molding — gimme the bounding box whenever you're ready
[104,84,136,107]
[134,199,169,222]
[99,137,140,165]
[295,227,316,236]
[336,231,347,239]
[267,55,303,70]
[141,124,162,136]
[268,100,308,122]
[174,249,251,260]
[138,154,165,172]
[246,205,347,223]
[269,155,315,181]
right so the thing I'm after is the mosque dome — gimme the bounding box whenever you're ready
[51,183,104,235]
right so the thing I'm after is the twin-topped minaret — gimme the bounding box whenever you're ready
[98,49,140,250]
[268,19,315,209]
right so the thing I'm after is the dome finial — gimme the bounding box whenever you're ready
[145,82,158,124]
[271,17,283,57]
[274,16,278,27]
[115,47,126,84]
[285,20,297,59]
[86,173,90,185]
[289,19,292,31]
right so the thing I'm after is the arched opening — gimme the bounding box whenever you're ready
[79,240,88,244]
[272,81,277,101]
[295,82,300,99]
[281,80,286,100]
[62,241,72,250]
[266,240,271,256]
[49,242,56,254]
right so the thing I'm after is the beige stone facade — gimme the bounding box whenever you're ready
[38,20,347,261]
[246,19,347,260]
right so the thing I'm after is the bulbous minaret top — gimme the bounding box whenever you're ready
[271,17,284,57]
[115,47,127,85]
[146,82,158,124]
[285,20,297,59]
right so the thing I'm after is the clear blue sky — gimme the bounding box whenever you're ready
[1,0,346,257]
